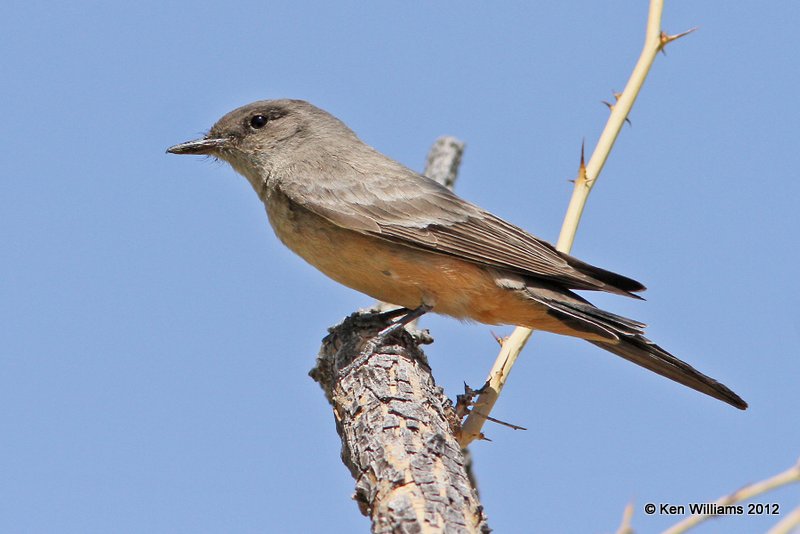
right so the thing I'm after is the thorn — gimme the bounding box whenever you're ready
[581,139,586,168]
[659,27,697,52]
[463,382,478,397]
[455,393,471,419]
[602,90,624,111]
[575,140,588,185]
[603,97,632,126]
[490,331,506,347]
[469,408,528,431]
[484,414,527,431]
[455,382,485,419]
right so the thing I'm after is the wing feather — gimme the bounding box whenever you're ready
[279,160,644,295]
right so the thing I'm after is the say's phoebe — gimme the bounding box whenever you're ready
[167,99,746,410]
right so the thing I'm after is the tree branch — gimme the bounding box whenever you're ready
[663,457,800,534]
[459,0,690,446]
[310,138,489,533]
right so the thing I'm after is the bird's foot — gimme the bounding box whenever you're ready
[361,304,432,354]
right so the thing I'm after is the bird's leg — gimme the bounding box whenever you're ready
[356,305,432,358]
[377,304,432,337]
[361,304,432,349]
[369,306,415,324]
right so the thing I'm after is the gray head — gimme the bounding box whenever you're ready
[167,99,362,185]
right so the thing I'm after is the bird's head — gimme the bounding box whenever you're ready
[167,99,359,188]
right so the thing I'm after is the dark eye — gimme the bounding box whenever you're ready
[250,115,268,129]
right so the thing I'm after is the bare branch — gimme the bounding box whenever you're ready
[311,137,489,532]
[460,0,678,447]
[663,458,800,534]
[616,502,635,534]
[424,136,466,189]
[766,504,800,534]
[310,312,489,533]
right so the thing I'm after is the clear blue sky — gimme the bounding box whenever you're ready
[2,2,798,533]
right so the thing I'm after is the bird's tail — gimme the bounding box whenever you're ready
[588,336,747,410]
[521,282,747,409]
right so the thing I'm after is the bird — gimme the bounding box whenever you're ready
[167,99,746,410]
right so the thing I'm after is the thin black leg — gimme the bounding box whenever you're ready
[376,304,432,338]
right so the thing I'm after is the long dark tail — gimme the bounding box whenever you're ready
[523,282,747,410]
[588,336,747,410]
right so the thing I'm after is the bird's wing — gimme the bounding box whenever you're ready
[280,165,644,296]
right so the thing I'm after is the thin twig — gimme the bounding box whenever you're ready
[663,458,800,534]
[616,502,635,534]
[459,0,690,447]
[766,504,800,534]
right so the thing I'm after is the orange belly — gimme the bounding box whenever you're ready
[264,192,607,341]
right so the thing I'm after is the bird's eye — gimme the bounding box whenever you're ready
[250,115,268,129]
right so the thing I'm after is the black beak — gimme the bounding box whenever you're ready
[166,137,229,155]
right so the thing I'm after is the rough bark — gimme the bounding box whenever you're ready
[309,137,489,533]
[310,312,489,533]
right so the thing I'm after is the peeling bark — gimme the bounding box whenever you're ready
[310,312,490,533]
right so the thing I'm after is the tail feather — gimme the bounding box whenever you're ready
[589,336,748,410]
[559,252,647,299]
[526,284,647,339]
[521,282,747,409]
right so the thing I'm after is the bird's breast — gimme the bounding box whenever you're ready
[260,189,573,333]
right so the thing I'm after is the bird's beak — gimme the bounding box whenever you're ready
[166,136,230,155]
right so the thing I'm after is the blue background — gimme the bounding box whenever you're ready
[2,2,798,532]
